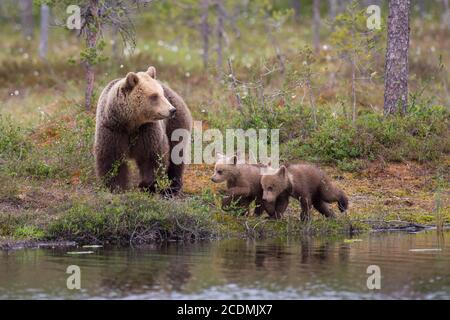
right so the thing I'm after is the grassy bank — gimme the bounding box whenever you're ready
[0,189,363,246]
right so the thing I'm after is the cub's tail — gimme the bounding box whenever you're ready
[337,190,349,212]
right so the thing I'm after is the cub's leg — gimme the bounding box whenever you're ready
[313,199,336,218]
[254,197,265,217]
[274,191,290,219]
[95,129,129,191]
[300,196,312,222]
[222,196,252,216]
[262,200,277,219]
[319,182,349,213]
[263,195,289,220]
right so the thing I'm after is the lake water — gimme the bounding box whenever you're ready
[1,230,449,299]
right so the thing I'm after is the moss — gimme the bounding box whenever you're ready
[13,225,45,240]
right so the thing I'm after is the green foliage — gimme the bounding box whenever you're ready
[330,0,384,61]
[80,39,108,66]
[1,110,95,181]
[0,213,45,240]
[282,104,450,169]
[14,225,45,240]
[0,115,30,162]
[47,191,219,243]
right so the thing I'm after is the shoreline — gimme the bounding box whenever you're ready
[1,221,446,252]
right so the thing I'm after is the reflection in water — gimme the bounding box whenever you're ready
[0,231,449,299]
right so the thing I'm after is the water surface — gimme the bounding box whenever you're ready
[1,230,449,299]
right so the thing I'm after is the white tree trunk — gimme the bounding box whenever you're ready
[39,4,49,60]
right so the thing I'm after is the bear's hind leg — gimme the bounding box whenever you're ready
[313,199,336,219]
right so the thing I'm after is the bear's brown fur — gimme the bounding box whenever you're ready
[211,154,289,219]
[94,66,192,194]
[261,164,348,221]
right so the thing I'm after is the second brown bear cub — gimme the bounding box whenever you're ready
[211,154,289,219]
[261,164,348,221]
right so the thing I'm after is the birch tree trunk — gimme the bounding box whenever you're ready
[19,0,33,39]
[383,0,411,115]
[39,4,49,61]
[200,0,210,70]
[312,0,320,53]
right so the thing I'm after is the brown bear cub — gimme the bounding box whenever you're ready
[261,164,348,221]
[94,66,192,195]
[211,154,289,219]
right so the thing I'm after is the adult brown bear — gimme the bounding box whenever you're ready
[94,66,192,195]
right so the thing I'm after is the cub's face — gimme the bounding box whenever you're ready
[261,166,288,203]
[211,154,238,183]
[123,66,176,125]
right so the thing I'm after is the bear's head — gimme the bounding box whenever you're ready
[261,166,289,203]
[211,153,239,183]
[120,66,176,126]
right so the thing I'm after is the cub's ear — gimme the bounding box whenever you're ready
[147,66,156,79]
[124,72,139,91]
[277,166,286,178]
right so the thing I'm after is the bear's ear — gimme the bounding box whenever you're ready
[277,166,286,178]
[147,66,156,79]
[124,72,139,91]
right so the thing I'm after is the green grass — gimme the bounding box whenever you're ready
[280,104,450,170]
[47,193,361,244]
